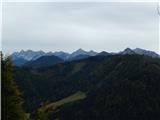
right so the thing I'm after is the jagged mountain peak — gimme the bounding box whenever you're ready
[70,49,98,59]
[98,51,110,56]
[70,49,87,58]
[88,50,97,56]
[120,48,135,55]
[75,48,86,53]
[53,51,69,60]
[11,48,160,66]
[124,48,133,51]
[77,48,84,51]
[12,50,46,61]
[133,48,160,58]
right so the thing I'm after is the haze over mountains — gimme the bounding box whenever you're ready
[11,48,160,67]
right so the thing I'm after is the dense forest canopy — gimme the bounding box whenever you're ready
[13,54,160,120]
[1,50,160,120]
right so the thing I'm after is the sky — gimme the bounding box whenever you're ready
[2,2,160,53]
[2,0,160,2]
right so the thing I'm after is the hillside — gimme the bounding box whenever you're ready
[13,54,160,120]
[12,58,28,66]
[24,55,64,68]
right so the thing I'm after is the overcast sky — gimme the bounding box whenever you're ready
[2,2,159,53]
[3,0,160,2]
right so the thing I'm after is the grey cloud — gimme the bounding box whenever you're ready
[2,2,159,53]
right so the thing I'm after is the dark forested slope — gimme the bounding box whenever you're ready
[14,55,160,120]
[24,55,63,68]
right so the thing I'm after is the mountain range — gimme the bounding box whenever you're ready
[11,48,160,67]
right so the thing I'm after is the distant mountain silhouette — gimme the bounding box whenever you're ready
[53,51,70,60]
[11,50,45,61]
[68,49,97,59]
[11,49,97,63]
[12,58,28,66]
[97,51,111,56]
[119,48,136,55]
[133,48,160,58]
[11,48,159,66]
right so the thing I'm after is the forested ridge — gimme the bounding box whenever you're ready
[1,52,160,120]
[12,54,160,120]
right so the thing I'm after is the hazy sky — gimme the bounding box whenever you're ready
[2,2,159,53]
[3,0,160,2]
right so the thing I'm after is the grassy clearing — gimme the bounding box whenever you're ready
[40,91,86,112]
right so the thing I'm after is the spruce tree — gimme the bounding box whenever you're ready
[1,53,29,120]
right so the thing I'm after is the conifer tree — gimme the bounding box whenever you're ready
[1,53,29,120]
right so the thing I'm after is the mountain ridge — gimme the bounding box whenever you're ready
[11,48,160,67]
[24,55,64,68]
